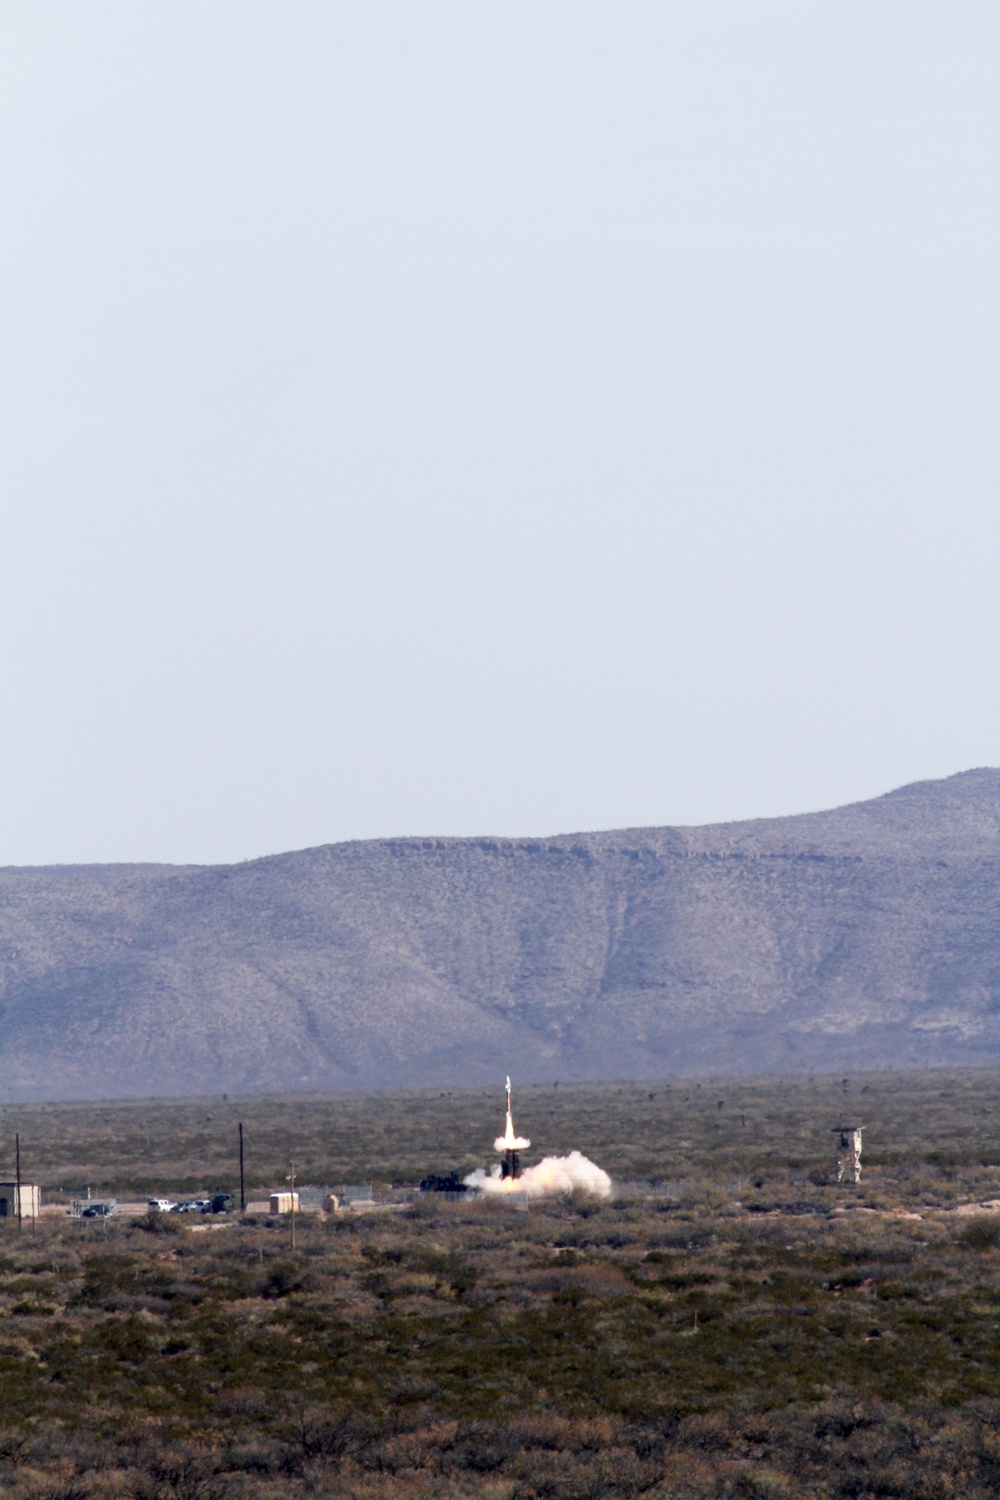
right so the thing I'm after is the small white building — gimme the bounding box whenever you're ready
[0,1183,41,1219]
[269,1191,299,1215]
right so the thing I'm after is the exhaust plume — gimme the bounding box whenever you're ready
[465,1151,612,1199]
[468,1077,612,1199]
[496,1074,530,1152]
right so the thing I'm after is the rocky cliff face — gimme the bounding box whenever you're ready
[1,769,998,1099]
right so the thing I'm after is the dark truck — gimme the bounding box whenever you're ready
[420,1172,469,1194]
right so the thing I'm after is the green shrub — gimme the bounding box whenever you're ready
[135,1210,186,1235]
[958,1216,1000,1250]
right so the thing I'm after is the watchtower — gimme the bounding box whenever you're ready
[833,1126,863,1184]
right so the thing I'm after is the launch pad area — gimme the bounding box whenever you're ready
[1,1070,1000,1499]
[3,1067,993,1216]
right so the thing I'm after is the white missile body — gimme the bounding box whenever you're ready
[495,1074,531,1154]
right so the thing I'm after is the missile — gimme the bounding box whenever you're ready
[498,1075,530,1180]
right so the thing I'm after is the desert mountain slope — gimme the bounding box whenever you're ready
[1,769,999,1099]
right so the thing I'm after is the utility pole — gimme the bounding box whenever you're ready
[288,1160,296,1251]
[15,1133,22,1231]
[238,1122,245,1212]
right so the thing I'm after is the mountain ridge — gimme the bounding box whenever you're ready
[2,768,998,1100]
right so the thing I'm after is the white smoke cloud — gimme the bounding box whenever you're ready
[465,1149,612,1200]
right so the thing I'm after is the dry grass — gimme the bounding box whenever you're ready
[0,1069,1000,1495]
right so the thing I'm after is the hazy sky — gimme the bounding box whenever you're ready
[2,2,997,867]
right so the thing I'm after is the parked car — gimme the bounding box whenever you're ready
[172,1199,212,1213]
[147,1199,175,1213]
[81,1202,114,1218]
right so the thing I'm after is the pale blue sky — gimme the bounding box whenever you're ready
[2,2,998,866]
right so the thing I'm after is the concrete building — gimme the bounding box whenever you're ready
[0,1183,41,1219]
[269,1191,299,1214]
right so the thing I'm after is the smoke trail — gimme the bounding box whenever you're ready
[465,1150,612,1200]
